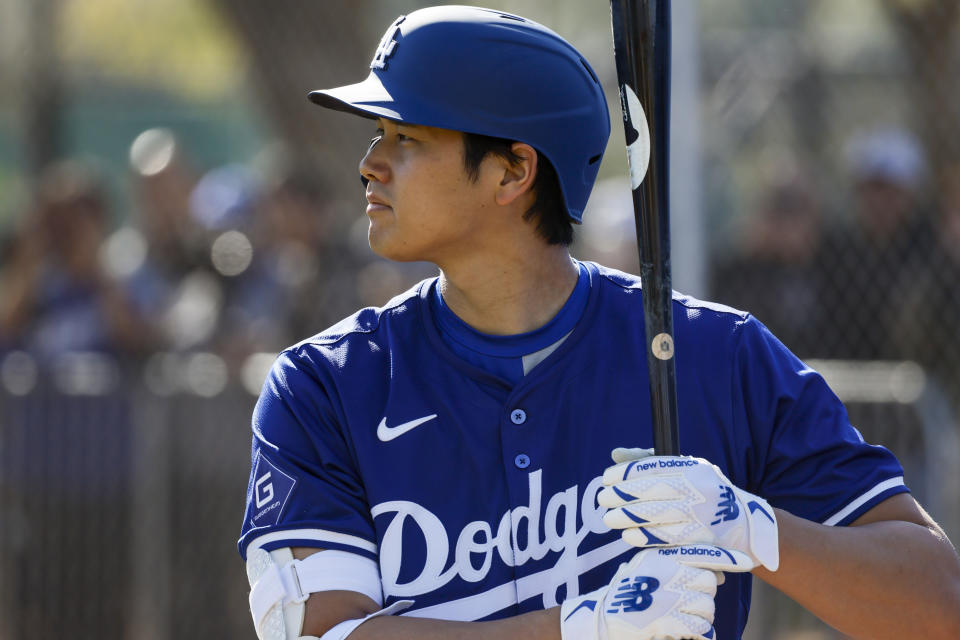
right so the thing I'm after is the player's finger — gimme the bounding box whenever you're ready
[603,455,720,487]
[670,545,756,573]
[602,455,694,484]
[603,502,690,529]
[610,446,654,464]
[666,612,716,640]
[676,587,717,618]
[597,478,686,507]
[603,458,657,484]
[620,523,696,548]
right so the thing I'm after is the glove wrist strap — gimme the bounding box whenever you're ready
[560,589,604,640]
[732,488,780,571]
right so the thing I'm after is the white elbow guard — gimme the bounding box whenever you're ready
[246,547,409,640]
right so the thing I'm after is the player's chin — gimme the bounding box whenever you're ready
[367,229,422,263]
[366,218,392,250]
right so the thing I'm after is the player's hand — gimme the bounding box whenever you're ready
[560,544,753,640]
[598,449,780,571]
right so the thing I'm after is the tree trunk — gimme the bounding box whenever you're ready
[24,0,63,178]
[883,0,960,178]
[209,0,377,195]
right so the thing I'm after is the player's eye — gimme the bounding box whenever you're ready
[396,132,414,142]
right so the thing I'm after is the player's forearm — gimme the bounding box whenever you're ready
[755,508,960,639]
[351,607,560,640]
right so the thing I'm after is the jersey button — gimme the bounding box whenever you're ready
[514,454,531,469]
[510,409,527,425]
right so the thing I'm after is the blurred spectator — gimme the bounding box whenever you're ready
[816,128,934,360]
[253,169,368,340]
[0,160,154,359]
[114,131,380,369]
[109,128,209,351]
[0,161,140,639]
[895,164,960,400]
[202,164,380,366]
[711,176,826,355]
[186,162,269,364]
[129,128,205,281]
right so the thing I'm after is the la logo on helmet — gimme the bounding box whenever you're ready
[371,15,406,70]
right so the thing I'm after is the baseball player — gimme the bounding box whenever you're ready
[239,6,960,640]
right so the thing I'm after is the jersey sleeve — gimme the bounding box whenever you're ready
[732,315,909,526]
[237,349,377,560]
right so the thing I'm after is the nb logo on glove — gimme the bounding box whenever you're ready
[607,576,659,613]
[711,485,740,525]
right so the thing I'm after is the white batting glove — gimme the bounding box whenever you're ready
[560,544,754,640]
[598,448,779,572]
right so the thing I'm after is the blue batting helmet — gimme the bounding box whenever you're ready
[308,5,610,223]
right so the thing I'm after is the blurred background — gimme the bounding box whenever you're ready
[1,0,958,638]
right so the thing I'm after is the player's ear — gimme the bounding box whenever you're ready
[494,143,538,207]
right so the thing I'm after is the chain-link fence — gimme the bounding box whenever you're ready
[0,352,259,639]
[1,1,959,638]
[743,360,960,640]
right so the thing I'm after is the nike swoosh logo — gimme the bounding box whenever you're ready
[377,414,438,442]
[563,599,597,621]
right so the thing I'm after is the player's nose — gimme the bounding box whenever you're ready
[359,142,389,186]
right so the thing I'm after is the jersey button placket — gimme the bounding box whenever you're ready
[509,409,529,468]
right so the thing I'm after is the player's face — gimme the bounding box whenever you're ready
[359,119,494,263]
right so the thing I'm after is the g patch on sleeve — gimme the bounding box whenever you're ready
[247,451,297,529]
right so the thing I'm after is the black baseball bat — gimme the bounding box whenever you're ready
[609,0,680,456]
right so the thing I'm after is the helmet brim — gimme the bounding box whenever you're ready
[308,73,404,122]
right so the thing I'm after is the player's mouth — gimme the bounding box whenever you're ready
[366,191,392,214]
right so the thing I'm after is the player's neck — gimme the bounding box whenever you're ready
[436,246,579,336]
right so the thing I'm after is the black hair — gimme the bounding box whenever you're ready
[461,132,573,246]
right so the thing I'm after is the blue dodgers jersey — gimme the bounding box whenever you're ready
[239,262,908,638]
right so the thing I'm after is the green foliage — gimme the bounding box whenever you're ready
[60,0,246,100]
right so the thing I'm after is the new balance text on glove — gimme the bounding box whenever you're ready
[598,450,780,571]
